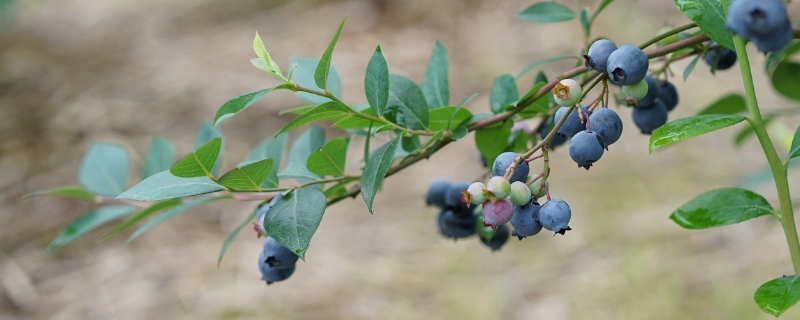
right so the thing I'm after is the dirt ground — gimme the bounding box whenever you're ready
[2,0,800,319]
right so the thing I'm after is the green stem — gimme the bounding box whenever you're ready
[733,36,800,274]
[638,23,696,49]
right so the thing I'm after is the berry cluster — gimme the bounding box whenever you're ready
[727,0,793,53]
[253,194,300,285]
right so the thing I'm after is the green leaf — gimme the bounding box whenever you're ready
[365,45,390,116]
[117,171,224,201]
[213,85,291,127]
[766,41,800,73]
[428,106,473,131]
[516,2,576,23]
[361,136,401,213]
[518,81,550,118]
[401,135,421,152]
[193,121,224,177]
[451,125,468,140]
[21,186,95,202]
[291,57,342,105]
[580,8,590,37]
[252,32,283,79]
[517,55,581,78]
[217,159,274,191]
[683,54,702,81]
[128,196,231,242]
[670,188,773,229]
[386,74,429,130]
[591,0,615,23]
[490,74,519,114]
[315,17,347,90]
[142,136,175,180]
[696,94,747,115]
[279,126,325,183]
[218,209,257,267]
[649,114,746,153]
[307,138,347,176]
[170,137,222,178]
[279,105,315,116]
[99,199,182,242]
[788,125,800,160]
[79,142,130,197]
[771,62,800,101]
[672,0,734,49]
[262,187,327,259]
[534,71,548,85]
[332,108,378,129]
[278,101,351,135]
[46,205,137,251]
[421,41,450,109]
[475,121,513,165]
[755,275,800,317]
[413,130,444,155]
[246,133,287,188]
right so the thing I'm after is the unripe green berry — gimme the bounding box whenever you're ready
[551,79,582,106]
[486,176,511,199]
[657,26,680,47]
[462,182,487,205]
[528,177,549,199]
[509,181,532,206]
[622,80,648,104]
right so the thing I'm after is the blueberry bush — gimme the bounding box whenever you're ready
[21,0,800,316]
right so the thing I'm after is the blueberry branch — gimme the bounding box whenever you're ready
[638,23,697,50]
[732,35,800,273]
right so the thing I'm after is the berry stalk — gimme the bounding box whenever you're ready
[733,35,800,274]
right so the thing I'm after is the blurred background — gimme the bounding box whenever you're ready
[2,0,800,319]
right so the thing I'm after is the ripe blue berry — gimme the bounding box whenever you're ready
[437,209,477,239]
[726,0,792,52]
[492,152,530,183]
[584,39,618,73]
[445,181,472,213]
[510,201,542,239]
[632,101,668,134]
[568,130,605,170]
[751,21,794,53]
[704,43,738,70]
[607,45,649,85]
[588,108,623,147]
[259,251,296,285]
[539,116,568,150]
[425,178,451,209]
[554,106,589,139]
[262,236,298,269]
[480,223,510,251]
[657,80,679,112]
[539,199,572,235]
[637,75,660,107]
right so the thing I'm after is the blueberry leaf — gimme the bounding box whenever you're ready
[771,62,800,101]
[279,126,325,183]
[315,17,347,90]
[252,31,283,78]
[475,121,513,166]
[128,195,231,242]
[516,2,576,23]
[754,275,800,317]
[143,136,175,180]
[649,114,746,153]
[117,171,224,201]
[170,137,222,178]
[428,106,473,131]
[46,205,137,252]
[333,108,378,129]
[421,41,450,109]
[213,85,292,127]
[365,45,390,116]
[193,121,224,177]
[306,138,348,177]
[21,186,95,202]
[262,187,327,259]
[683,54,702,81]
[246,133,288,188]
[672,0,734,49]
[218,208,257,267]
[99,198,182,242]
[696,94,746,115]
[670,188,774,229]
[217,159,275,191]
[490,74,519,114]
[386,74,429,130]
[291,57,342,105]
[787,125,800,160]
[78,143,130,197]
[277,101,351,135]
[361,135,402,213]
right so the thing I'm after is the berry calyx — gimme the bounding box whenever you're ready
[486,176,511,200]
[551,79,582,107]
[461,182,487,206]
